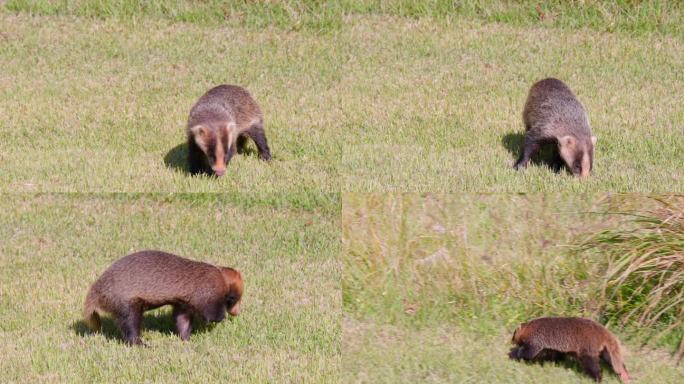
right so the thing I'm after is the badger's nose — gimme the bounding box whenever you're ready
[229,303,240,316]
[214,169,225,177]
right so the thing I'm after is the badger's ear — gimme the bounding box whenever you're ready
[591,135,597,146]
[559,135,576,149]
[221,268,244,293]
[190,125,208,139]
[512,325,521,342]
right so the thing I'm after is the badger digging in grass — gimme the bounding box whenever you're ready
[187,84,271,176]
[509,317,630,383]
[514,78,597,178]
[83,250,243,345]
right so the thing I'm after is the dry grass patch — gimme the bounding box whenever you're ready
[342,193,684,382]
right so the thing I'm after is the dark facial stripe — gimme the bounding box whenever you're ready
[221,126,229,163]
[205,134,216,158]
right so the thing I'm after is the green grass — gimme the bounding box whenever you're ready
[5,1,684,36]
[344,318,683,383]
[342,193,684,382]
[1,3,683,383]
[0,12,342,200]
[337,19,684,192]
[0,194,340,383]
[1,9,682,193]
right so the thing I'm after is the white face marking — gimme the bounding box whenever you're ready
[558,136,596,179]
[190,125,209,153]
[191,124,227,175]
[212,127,226,175]
[558,135,594,178]
[558,135,577,173]
[227,121,237,147]
[580,151,591,178]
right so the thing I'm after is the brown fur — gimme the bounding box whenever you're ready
[83,250,243,345]
[510,317,630,383]
[187,84,271,176]
[514,78,596,178]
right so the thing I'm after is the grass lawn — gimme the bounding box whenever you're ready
[0,12,342,199]
[0,194,340,383]
[1,1,683,383]
[337,19,683,192]
[344,318,682,383]
[342,193,684,383]
[1,4,683,194]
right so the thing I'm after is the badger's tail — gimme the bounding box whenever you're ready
[603,341,630,384]
[83,287,101,332]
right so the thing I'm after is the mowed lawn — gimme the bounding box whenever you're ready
[338,19,684,192]
[0,194,339,383]
[0,12,342,197]
[1,8,683,193]
[342,193,684,383]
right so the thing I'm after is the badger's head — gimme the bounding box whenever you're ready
[220,267,244,317]
[508,323,527,359]
[189,121,236,176]
[511,324,525,344]
[558,135,597,179]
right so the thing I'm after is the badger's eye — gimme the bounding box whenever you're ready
[225,293,238,308]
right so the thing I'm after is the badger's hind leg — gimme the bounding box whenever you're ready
[579,354,603,382]
[173,306,193,341]
[245,122,271,161]
[116,305,144,346]
[599,348,613,370]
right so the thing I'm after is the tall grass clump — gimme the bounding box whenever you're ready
[582,195,684,359]
[342,194,599,332]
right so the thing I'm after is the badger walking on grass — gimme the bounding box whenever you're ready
[83,250,244,345]
[187,85,271,176]
[514,78,596,178]
[509,317,630,383]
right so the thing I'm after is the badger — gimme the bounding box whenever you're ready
[83,250,243,345]
[514,78,596,178]
[187,85,271,176]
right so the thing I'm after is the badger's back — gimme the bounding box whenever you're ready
[523,78,591,140]
[522,317,614,354]
[89,251,224,308]
[187,85,262,131]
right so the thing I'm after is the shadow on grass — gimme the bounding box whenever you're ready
[163,141,259,175]
[236,136,258,157]
[508,347,619,381]
[164,143,189,174]
[501,132,564,173]
[72,308,217,343]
